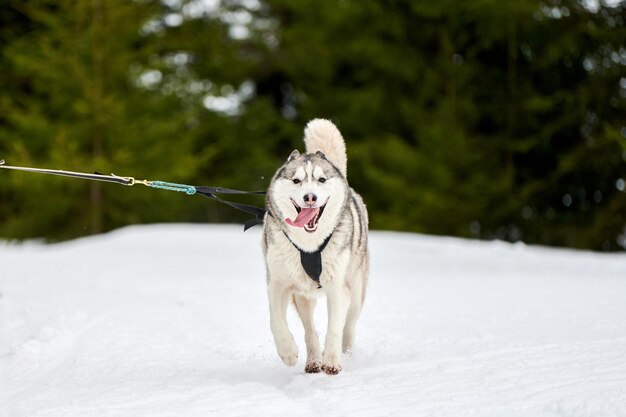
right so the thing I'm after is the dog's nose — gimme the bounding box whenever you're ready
[304,193,317,206]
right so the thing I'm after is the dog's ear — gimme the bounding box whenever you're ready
[287,149,300,162]
[315,151,326,159]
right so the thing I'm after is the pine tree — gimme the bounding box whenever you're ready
[253,0,626,250]
[1,0,624,250]
[0,0,200,239]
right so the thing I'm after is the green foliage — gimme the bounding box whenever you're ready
[0,0,203,239]
[0,0,624,250]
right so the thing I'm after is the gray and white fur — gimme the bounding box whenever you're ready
[262,119,369,375]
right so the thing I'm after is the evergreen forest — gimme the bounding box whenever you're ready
[0,0,625,251]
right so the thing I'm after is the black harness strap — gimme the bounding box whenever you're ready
[283,232,333,288]
[194,186,266,230]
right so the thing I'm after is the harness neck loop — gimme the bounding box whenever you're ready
[283,231,333,288]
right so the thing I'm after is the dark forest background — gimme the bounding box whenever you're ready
[0,0,625,251]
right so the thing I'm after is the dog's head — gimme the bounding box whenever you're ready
[268,150,348,237]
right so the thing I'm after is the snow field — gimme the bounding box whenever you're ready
[1,224,626,416]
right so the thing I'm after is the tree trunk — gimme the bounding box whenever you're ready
[90,0,105,235]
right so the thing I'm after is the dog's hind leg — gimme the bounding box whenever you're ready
[268,280,298,367]
[343,273,367,353]
[294,294,322,373]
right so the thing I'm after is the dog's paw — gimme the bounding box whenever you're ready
[321,363,342,375]
[305,361,322,373]
[321,352,342,375]
[281,353,298,367]
[276,339,298,367]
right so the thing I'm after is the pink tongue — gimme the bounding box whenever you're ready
[285,208,319,227]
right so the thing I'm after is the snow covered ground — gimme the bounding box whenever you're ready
[1,224,626,417]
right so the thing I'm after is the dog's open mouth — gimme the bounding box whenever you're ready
[284,198,327,233]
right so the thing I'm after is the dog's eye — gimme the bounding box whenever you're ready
[292,178,301,184]
[319,178,326,183]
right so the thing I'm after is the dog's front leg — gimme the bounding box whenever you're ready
[268,280,298,367]
[322,284,351,375]
[294,294,322,373]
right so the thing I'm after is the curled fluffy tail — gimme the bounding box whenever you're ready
[304,119,348,177]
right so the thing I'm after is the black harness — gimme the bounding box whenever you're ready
[283,231,333,288]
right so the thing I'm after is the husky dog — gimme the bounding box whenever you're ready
[262,119,369,375]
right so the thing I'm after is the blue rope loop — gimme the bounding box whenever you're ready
[149,181,196,195]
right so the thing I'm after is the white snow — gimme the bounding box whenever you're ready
[1,224,626,417]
